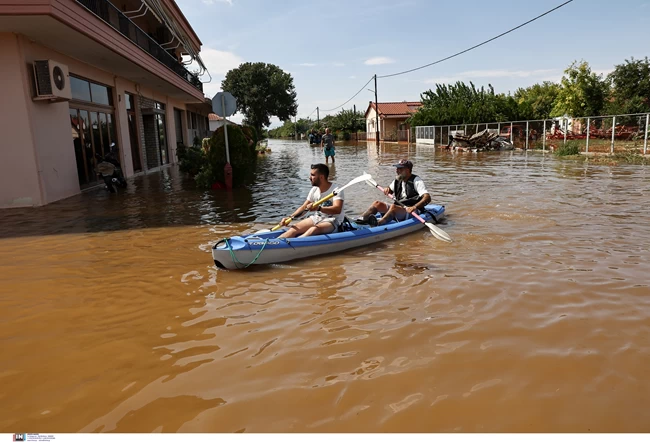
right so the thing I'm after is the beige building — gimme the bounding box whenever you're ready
[365,101,422,142]
[0,0,212,208]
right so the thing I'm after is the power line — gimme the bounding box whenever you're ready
[303,107,318,119]
[320,76,375,113]
[293,107,317,122]
[378,0,575,79]
[306,1,574,118]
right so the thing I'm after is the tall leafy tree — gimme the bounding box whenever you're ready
[330,108,365,132]
[514,82,560,120]
[268,118,315,138]
[408,81,519,127]
[606,57,650,115]
[222,62,298,136]
[551,61,609,117]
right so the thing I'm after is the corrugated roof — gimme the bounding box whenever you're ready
[365,101,422,118]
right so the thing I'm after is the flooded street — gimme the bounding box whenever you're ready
[2,139,650,432]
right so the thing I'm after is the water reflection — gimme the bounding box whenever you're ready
[2,139,650,432]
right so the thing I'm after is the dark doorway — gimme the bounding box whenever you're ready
[125,93,142,173]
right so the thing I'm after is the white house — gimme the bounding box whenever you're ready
[208,113,239,132]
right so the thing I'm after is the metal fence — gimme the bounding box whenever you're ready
[415,113,650,154]
[353,131,409,142]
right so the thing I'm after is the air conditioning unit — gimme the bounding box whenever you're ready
[32,60,72,102]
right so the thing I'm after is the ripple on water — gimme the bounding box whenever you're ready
[2,140,650,432]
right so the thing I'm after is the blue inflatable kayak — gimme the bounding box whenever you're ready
[212,204,446,270]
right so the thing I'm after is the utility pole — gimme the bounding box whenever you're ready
[317,107,319,128]
[353,104,357,141]
[374,74,379,147]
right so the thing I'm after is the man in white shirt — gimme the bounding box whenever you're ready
[279,163,345,238]
[356,159,431,226]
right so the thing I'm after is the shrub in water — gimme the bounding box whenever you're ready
[555,140,581,156]
[178,125,259,188]
[204,125,258,187]
[177,145,205,177]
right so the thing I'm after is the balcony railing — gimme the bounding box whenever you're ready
[75,0,203,93]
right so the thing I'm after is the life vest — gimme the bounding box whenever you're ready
[391,174,422,207]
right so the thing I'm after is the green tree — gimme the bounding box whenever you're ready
[606,57,650,115]
[296,118,314,135]
[315,115,335,132]
[551,61,609,117]
[177,125,258,188]
[408,81,520,127]
[267,118,315,138]
[514,81,561,120]
[268,120,293,138]
[222,62,298,136]
[330,108,365,132]
[198,125,258,188]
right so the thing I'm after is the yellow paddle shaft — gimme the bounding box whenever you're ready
[270,192,336,231]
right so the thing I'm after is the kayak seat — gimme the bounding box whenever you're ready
[337,217,357,232]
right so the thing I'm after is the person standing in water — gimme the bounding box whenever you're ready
[321,128,336,164]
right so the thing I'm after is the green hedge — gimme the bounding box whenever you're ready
[178,125,259,188]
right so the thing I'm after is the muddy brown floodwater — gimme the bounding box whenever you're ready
[1,139,650,432]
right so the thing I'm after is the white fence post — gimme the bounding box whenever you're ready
[510,122,513,144]
[498,122,501,134]
[525,121,529,150]
[586,117,590,153]
[543,120,546,151]
[564,118,567,146]
[611,116,616,153]
[643,114,650,155]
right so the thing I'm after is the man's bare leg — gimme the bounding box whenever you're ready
[279,218,314,238]
[358,201,389,222]
[299,222,335,237]
[377,204,407,226]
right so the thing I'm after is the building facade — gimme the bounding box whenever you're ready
[365,101,422,142]
[0,0,212,208]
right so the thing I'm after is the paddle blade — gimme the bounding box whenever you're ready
[334,173,372,193]
[425,222,452,243]
[364,173,378,188]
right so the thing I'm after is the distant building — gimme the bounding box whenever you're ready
[365,101,422,141]
[208,113,240,133]
[1,0,212,208]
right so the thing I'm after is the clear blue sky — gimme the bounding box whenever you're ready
[177,0,650,127]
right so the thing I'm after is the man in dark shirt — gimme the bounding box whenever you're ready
[321,128,336,164]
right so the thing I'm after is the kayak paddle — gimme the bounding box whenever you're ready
[364,175,452,243]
